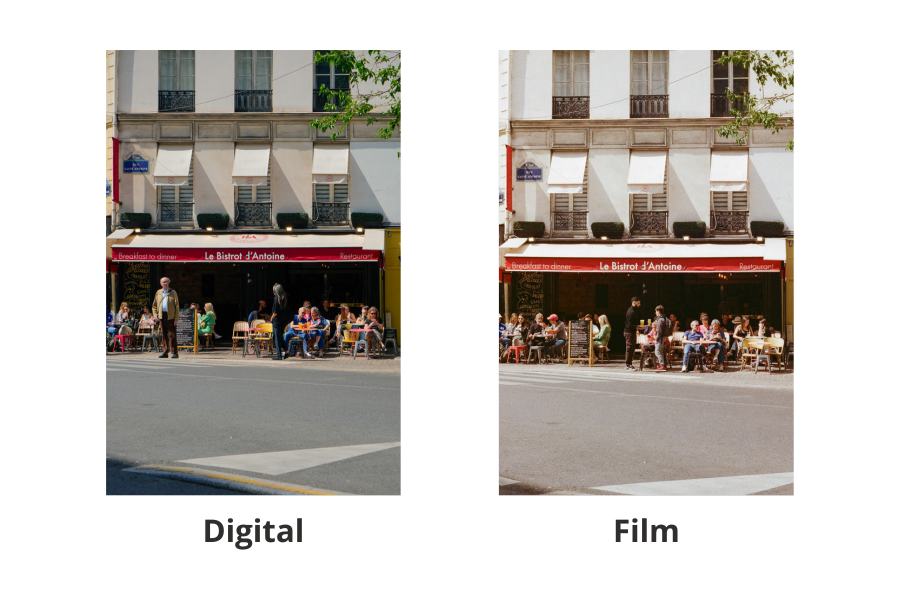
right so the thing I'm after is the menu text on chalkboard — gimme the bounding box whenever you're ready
[567,320,593,366]
[177,308,198,352]
[515,272,543,321]
[122,262,151,311]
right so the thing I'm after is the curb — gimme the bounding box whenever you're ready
[123,465,353,495]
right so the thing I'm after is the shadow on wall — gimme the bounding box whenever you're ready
[193,158,229,218]
[348,151,387,218]
[667,165,702,225]
[748,158,786,224]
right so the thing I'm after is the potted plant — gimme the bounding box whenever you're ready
[750,221,785,238]
[197,213,230,231]
[590,222,625,239]
[512,221,546,238]
[673,221,706,238]
[276,213,309,229]
[119,213,151,229]
[350,212,384,229]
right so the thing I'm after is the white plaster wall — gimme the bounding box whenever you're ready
[590,51,629,119]
[119,142,157,219]
[353,50,400,101]
[510,149,551,227]
[668,148,711,231]
[509,51,552,120]
[195,51,233,113]
[274,50,314,112]
[272,142,313,215]
[499,50,510,126]
[193,142,236,221]
[748,148,793,231]
[588,149,630,223]
[349,142,401,224]
[117,51,158,113]
[669,50,709,118]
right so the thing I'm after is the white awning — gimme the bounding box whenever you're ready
[547,151,587,194]
[232,145,271,186]
[311,145,350,184]
[710,150,748,192]
[627,150,667,194]
[107,229,134,240]
[362,229,385,252]
[153,145,193,186]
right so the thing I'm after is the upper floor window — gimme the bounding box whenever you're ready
[158,153,194,224]
[552,51,590,119]
[313,50,350,112]
[235,147,272,226]
[159,50,195,112]
[711,51,749,117]
[630,51,668,118]
[235,50,273,112]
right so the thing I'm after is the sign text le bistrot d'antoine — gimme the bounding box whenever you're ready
[516,161,542,181]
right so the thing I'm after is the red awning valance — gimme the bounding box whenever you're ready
[111,246,379,263]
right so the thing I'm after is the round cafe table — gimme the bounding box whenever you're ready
[745,338,775,373]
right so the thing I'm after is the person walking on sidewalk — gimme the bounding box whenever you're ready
[653,305,670,372]
[152,277,180,359]
[271,283,290,360]
[624,297,641,371]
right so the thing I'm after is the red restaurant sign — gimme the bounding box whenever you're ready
[111,247,380,263]
[505,256,781,273]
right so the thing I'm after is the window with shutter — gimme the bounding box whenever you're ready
[313,181,351,225]
[159,155,194,223]
[235,150,272,226]
[551,160,588,232]
[710,188,749,233]
[630,162,667,234]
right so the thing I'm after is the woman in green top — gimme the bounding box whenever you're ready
[593,314,611,349]
[199,302,217,335]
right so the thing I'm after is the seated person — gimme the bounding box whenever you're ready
[510,314,527,346]
[364,307,385,353]
[669,314,681,333]
[198,303,216,337]
[681,320,706,373]
[500,314,510,348]
[544,314,567,359]
[299,307,329,358]
[731,316,751,355]
[284,307,309,357]
[757,318,776,338]
[139,305,156,325]
[320,299,337,321]
[248,300,270,324]
[526,313,546,354]
[328,304,354,346]
[698,313,710,336]
[356,306,369,326]
[707,319,727,370]
[593,315,611,352]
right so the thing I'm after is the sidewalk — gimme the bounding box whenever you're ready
[107,343,401,374]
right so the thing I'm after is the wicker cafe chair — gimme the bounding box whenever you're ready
[135,321,159,352]
[232,321,250,354]
[594,344,609,363]
[763,337,785,371]
[667,332,684,365]
[738,338,759,372]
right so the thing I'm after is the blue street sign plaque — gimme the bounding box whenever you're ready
[123,153,149,173]
[516,161,542,181]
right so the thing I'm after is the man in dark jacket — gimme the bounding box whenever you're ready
[624,297,641,370]
[653,305,669,372]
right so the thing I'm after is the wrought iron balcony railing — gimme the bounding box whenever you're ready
[630,94,668,118]
[160,202,194,222]
[710,210,749,233]
[552,96,590,119]
[235,89,273,113]
[313,202,349,225]
[553,211,588,231]
[235,202,272,226]
[159,90,195,113]
[313,89,351,112]
[630,210,668,235]
[710,93,746,117]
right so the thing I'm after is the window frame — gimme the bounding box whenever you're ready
[552,50,590,97]
[314,182,350,204]
[234,148,272,204]
[159,50,195,91]
[314,50,350,90]
[630,50,668,96]
[551,158,588,232]
[711,189,748,212]
[711,50,750,96]
[235,50,272,91]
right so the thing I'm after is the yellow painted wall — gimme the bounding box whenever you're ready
[384,228,401,344]
[785,237,793,342]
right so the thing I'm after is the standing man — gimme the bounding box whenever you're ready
[653,305,669,372]
[152,277,180,359]
[624,297,641,371]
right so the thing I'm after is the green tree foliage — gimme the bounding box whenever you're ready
[311,51,400,154]
[716,51,793,151]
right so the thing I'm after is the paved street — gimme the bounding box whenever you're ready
[499,362,793,495]
[107,355,400,495]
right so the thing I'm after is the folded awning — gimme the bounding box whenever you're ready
[111,233,380,263]
[710,150,748,192]
[505,242,781,273]
[547,151,587,194]
[232,145,271,186]
[627,150,667,194]
[362,229,385,252]
[311,145,349,184]
[153,145,193,186]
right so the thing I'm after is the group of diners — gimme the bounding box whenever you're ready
[500,311,612,363]
[107,299,218,355]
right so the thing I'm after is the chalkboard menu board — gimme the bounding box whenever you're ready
[176,308,197,351]
[122,262,151,311]
[515,272,544,321]
[567,320,593,366]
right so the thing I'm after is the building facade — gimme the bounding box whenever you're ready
[499,50,793,348]
[108,50,401,340]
